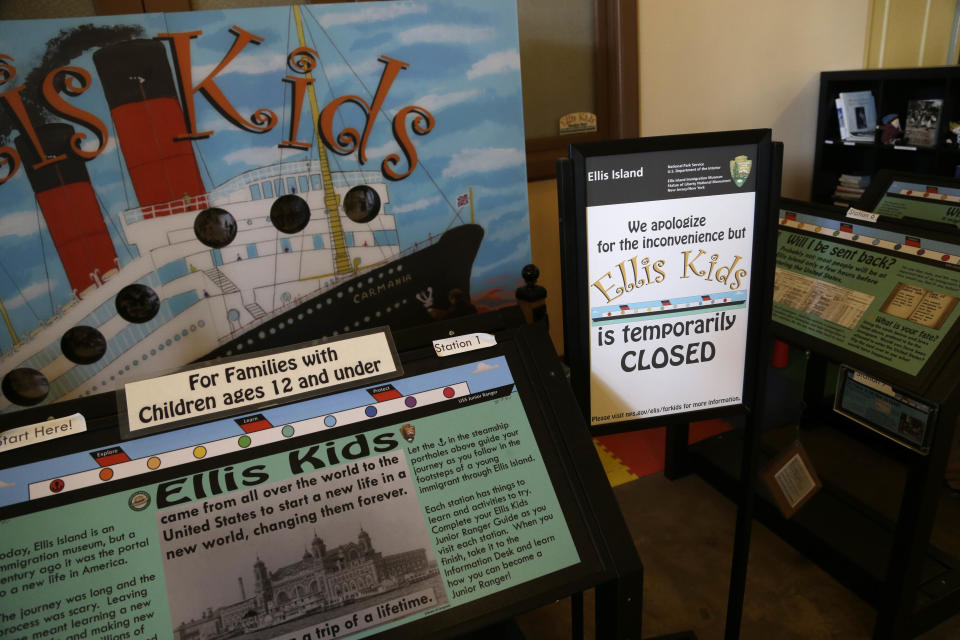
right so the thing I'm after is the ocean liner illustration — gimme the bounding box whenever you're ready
[0,4,524,412]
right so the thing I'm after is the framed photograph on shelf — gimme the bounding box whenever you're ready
[904,98,943,147]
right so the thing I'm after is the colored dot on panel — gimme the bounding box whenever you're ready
[147,457,161,470]
[324,416,337,427]
[49,479,64,493]
[282,425,295,438]
[894,244,902,250]
[872,239,880,245]
[832,231,840,237]
[238,436,252,448]
[193,446,207,459]
[814,226,822,232]
[852,235,860,241]
[917,249,926,256]
[405,397,417,408]
[797,223,805,229]
[365,406,378,417]
[443,387,455,398]
[99,468,114,482]
[943,254,952,261]
[779,218,786,225]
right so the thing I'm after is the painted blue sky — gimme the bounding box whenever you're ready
[0,1,530,353]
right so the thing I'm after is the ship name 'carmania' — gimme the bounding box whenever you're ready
[354,274,414,303]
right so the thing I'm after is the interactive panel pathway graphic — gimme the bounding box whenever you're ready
[1,358,516,507]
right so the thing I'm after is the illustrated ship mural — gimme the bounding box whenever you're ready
[0,6,500,412]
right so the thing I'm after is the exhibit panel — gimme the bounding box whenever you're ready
[0,324,640,640]
[773,202,960,388]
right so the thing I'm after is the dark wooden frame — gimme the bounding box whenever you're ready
[525,0,639,181]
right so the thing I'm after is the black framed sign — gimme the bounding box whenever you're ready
[0,322,638,639]
[559,130,778,434]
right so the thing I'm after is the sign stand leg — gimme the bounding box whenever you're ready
[572,591,584,640]
[723,404,763,639]
[664,423,691,479]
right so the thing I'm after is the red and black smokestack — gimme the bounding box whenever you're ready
[93,39,205,210]
[15,122,117,296]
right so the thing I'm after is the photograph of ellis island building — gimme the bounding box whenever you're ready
[173,528,442,640]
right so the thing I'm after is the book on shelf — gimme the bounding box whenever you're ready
[830,173,869,205]
[831,192,862,204]
[838,173,871,188]
[835,98,848,140]
[837,90,877,142]
[903,98,943,147]
[834,185,865,197]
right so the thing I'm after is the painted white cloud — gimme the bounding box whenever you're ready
[1,211,45,238]
[4,281,55,309]
[79,135,117,156]
[391,195,442,214]
[0,480,14,489]
[317,3,429,28]
[466,49,520,80]
[472,182,528,200]
[191,52,287,80]
[473,240,529,276]
[397,25,494,45]
[223,144,282,166]
[482,210,529,244]
[411,89,481,113]
[473,361,500,373]
[441,147,524,178]
[321,58,387,82]
[362,139,401,162]
[197,105,284,134]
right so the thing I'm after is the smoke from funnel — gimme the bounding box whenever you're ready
[0,23,144,144]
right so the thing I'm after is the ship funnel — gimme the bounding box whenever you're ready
[14,122,117,297]
[93,39,205,211]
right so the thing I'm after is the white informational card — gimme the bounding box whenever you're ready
[122,328,400,434]
[584,146,757,425]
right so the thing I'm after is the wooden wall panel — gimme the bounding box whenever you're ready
[866,0,958,68]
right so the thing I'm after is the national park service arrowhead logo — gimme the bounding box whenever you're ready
[730,155,752,187]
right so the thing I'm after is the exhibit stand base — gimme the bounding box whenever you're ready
[687,427,960,638]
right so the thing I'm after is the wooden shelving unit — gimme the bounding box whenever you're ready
[813,66,960,205]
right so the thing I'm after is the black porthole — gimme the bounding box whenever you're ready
[343,185,380,223]
[61,325,107,364]
[194,207,237,248]
[2,368,49,406]
[116,284,160,323]
[270,194,311,233]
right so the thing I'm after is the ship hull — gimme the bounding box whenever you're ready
[199,224,484,360]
